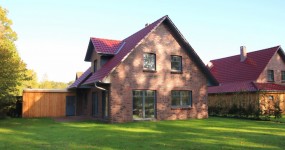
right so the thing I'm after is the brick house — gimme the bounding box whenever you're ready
[208,46,285,115]
[68,15,217,123]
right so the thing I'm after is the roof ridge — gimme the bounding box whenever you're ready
[210,45,280,62]
[90,37,121,42]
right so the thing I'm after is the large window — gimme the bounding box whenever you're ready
[267,70,274,82]
[92,92,98,116]
[143,53,156,71]
[171,91,192,107]
[282,71,285,82]
[102,91,108,118]
[171,56,182,72]
[133,90,155,119]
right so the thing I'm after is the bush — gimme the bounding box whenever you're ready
[273,102,282,119]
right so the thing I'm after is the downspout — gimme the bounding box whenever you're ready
[94,81,107,91]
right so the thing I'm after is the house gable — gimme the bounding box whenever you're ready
[100,16,217,85]
[109,23,210,122]
[110,22,209,87]
[257,47,285,84]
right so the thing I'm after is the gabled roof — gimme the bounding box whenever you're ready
[208,46,285,94]
[209,46,281,83]
[83,16,167,85]
[69,15,218,88]
[85,38,122,61]
[254,83,285,91]
[69,67,91,89]
[208,81,257,94]
[76,72,83,80]
[208,82,285,94]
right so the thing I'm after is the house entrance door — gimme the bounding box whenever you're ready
[66,96,76,116]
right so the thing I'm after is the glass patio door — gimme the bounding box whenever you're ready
[133,90,155,119]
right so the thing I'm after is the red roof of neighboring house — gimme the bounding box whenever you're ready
[208,46,285,93]
[210,46,280,83]
[254,83,285,91]
[90,38,122,54]
[69,67,91,88]
[208,81,257,94]
[209,82,285,94]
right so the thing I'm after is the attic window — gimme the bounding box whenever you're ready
[282,71,285,82]
[267,70,274,82]
[143,53,156,71]
[171,55,182,72]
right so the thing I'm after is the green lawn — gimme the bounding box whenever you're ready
[0,117,285,150]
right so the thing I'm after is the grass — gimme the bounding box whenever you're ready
[0,117,285,150]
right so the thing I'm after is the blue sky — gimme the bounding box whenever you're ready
[1,0,285,82]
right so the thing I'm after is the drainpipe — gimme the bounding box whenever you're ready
[94,81,107,91]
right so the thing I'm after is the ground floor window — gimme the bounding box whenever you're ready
[171,91,192,107]
[102,91,108,118]
[133,90,156,119]
[92,92,98,116]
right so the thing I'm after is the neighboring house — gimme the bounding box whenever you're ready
[208,46,285,115]
[68,15,218,123]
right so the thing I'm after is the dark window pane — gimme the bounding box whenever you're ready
[171,91,180,106]
[143,53,156,70]
[145,96,155,118]
[282,71,285,81]
[171,56,182,71]
[133,91,143,119]
[267,70,274,81]
[171,91,192,107]
[94,60,97,72]
[133,90,155,119]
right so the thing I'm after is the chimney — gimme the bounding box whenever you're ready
[240,46,247,62]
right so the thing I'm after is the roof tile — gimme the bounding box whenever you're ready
[91,38,121,54]
[83,16,167,85]
[210,46,280,83]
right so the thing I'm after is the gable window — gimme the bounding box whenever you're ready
[171,55,182,72]
[143,53,156,71]
[267,70,274,82]
[93,60,97,72]
[171,91,192,107]
[282,71,285,82]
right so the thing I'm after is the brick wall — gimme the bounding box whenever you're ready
[257,52,285,85]
[108,23,208,123]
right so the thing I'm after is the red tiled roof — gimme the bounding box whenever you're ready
[254,83,285,91]
[209,81,285,94]
[70,15,218,88]
[90,38,121,54]
[68,67,91,88]
[208,81,257,94]
[82,16,167,85]
[209,46,280,83]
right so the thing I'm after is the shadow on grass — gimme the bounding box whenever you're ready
[0,117,285,149]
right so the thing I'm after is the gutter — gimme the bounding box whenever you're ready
[95,81,108,91]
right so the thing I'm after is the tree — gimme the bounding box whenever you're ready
[16,69,38,94]
[38,74,69,89]
[0,7,29,117]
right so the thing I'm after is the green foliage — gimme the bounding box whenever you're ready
[273,101,282,119]
[208,92,260,119]
[0,7,29,117]
[0,117,285,149]
[37,74,69,89]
